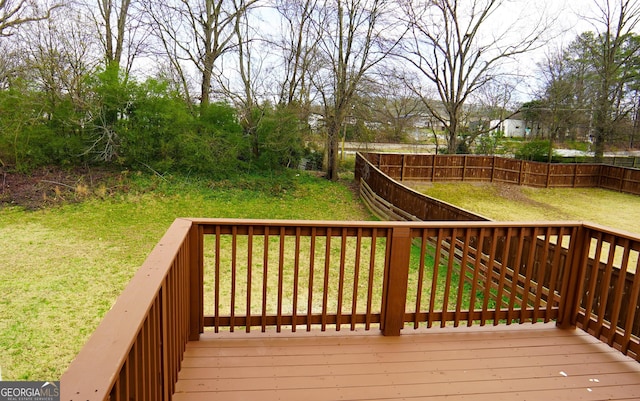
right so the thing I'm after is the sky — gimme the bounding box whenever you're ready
[495,0,606,100]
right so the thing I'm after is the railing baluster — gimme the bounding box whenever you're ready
[455,229,472,327]
[532,227,552,323]
[608,239,631,346]
[366,229,378,330]
[307,227,316,332]
[230,226,237,332]
[546,227,565,321]
[507,228,526,324]
[336,228,347,331]
[246,226,253,333]
[428,229,443,328]
[351,228,363,331]
[414,229,428,329]
[277,226,285,332]
[214,225,221,333]
[481,228,498,326]
[262,227,269,332]
[468,228,485,327]
[622,253,640,355]
[322,228,332,331]
[594,235,618,339]
[582,230,603,334]
[442,228,457,328]
[292,227,301,332]
[521,227,539,324]
[495,227,513,325]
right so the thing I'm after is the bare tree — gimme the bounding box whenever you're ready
[144,0,258,107]
[225,2,263,158]
[313,0,401,180]
[21,11,99,111]
[399,0,552,154]
[0,0,62,37]
[83,0,149,73]
[273,0,320,108]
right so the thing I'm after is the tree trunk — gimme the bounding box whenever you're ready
[326,121,340,181]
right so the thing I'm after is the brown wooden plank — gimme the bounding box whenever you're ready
[175,371,640,393]
[175,324,640,400]
[184,334,602,357]
[179,359,639,380]
[175,373,640,401]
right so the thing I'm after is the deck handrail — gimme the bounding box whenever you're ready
[60,219,640,400]
[61,218,198,401]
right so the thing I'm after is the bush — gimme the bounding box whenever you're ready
[514,139,560,162]
[253,105,304,170]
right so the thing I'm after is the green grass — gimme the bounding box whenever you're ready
[411,182,640,235]
[0,171,373,381]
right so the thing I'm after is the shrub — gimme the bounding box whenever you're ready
[514,139,560,162]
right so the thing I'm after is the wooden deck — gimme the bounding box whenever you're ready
[173,323,640,401]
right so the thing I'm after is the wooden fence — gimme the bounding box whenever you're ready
[358,153,640,195]
[355,154,488,222]
[561,155,640,168]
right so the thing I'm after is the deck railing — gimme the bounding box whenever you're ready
[61,218,640,400]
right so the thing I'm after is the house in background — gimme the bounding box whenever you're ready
[490,118,527,137]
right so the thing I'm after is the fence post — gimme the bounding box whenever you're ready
[557,225,589,329]
[189,222,204,341]
[491,156,496,182]
[382,226,412,336]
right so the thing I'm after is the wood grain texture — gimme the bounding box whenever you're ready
[174,323,640,401]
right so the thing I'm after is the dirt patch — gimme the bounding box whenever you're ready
[492,183,570,218]
[493,183,542,206]
[0,166,126,210]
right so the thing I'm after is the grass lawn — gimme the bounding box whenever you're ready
[0,171,373,381]
[410,182,640,235]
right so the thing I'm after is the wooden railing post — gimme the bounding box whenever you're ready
[189,221,204,341]
[382,226,412,336]
[557,225,589,329]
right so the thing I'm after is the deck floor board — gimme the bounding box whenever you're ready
[173,323,640,401]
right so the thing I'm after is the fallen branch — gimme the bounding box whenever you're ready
[40,180,76,190]
[137,161,168,181]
